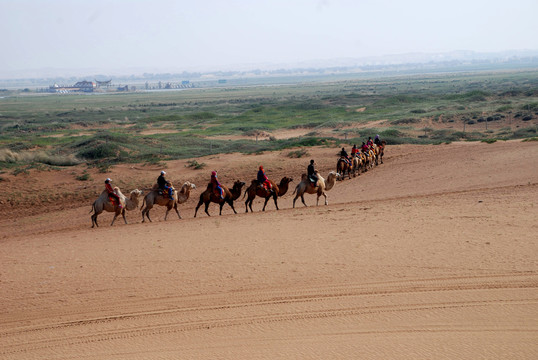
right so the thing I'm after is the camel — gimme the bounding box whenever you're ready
[175,181,196,205]
[292,171,337,208]
[244,176,293,212]
[90,188,143,228]
[141,183,180,223]
[362,150,375,171]
[351,155,363,177]
[375,141,386,165]
[194,180,246,217]
[336,157,352,180]
[367,149,376,169]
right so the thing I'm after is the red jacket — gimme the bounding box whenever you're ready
[105,183,114,194]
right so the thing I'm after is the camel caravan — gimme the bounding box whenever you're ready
[89,138,386,227]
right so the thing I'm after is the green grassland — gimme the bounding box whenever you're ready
[1,69,537,171]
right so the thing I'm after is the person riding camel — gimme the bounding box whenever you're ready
[340,147,351,166]
[257,165,273,192]
[351,144,359,157]
[367,137,374,147]
[105,178,122,209]
[211,170,224,200]
[361,142,369,153]
[157,171,173,200]
[307,159,318,187]
[374,134,382,147]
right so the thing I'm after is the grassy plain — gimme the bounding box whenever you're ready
[0,70,537,172]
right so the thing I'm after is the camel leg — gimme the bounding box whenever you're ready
[110,211,119,226]
[194,200,204,217]
[269,193,278,211]
[301,194,307,207]
[122,209,127,224]
[91,213,99,228]
[164,207,170,220]
[204,202,211,217]
[174,203,181,219]
[316,190,327,206]
[262,196,270,211]
[142,205,152,223]
[245,198,250,213]
[91,204,99,228]
[227,200,237,214]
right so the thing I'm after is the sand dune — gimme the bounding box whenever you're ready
[1,140,537,359]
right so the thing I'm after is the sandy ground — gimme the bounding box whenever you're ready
[1,140,537,359]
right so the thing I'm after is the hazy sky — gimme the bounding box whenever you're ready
[1,0,537,77]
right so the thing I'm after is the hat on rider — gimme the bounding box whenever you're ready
[211,170,217,176]
[161,171,166,175]
[105,178,111,183]
[259,165,263,170]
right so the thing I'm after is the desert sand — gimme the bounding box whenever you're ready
[1,140,537,359]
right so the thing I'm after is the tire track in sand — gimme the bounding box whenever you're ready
[2,273,537,356]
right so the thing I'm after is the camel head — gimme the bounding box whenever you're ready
[280,176,293,185]
[233,180,246,190]
[180,181,196,194]
[130,189,143,199]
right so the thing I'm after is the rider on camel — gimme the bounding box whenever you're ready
[361,142,369,153]
[374,134,382,147]
[367,137,374,147]
[157,171,174,201]
[351,144,359,157]
[211,170,224,200]
[340,147,351,166]
[307,159,318,186]
[257,165,273,193]
[105,178,122,209]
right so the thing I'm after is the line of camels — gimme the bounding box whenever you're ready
[90,142,385,227]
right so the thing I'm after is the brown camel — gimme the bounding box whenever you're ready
[336,157,352,180]
[194,180,246,217]
[141,183,181,223]
[292,171,337,208]
[244,176,293,212]
[90,188,143,228]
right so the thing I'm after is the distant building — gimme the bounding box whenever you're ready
[49,80,96,93]
[73,81,96,92]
